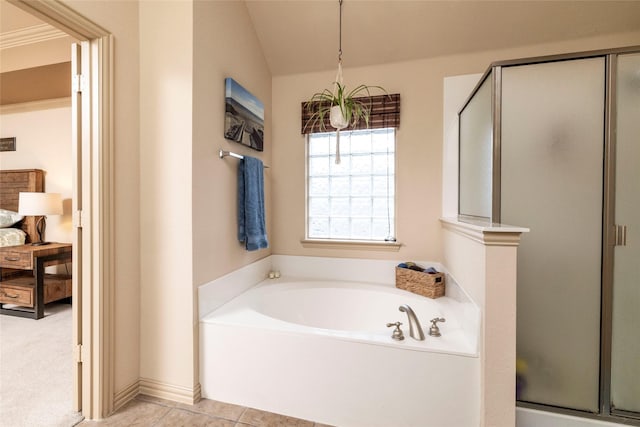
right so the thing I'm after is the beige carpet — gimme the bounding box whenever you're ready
[0,303,83,427]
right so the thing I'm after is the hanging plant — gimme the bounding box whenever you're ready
[303,0,388,163]
[304,81,387,133]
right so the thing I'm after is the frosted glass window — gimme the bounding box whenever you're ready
[459,73,492,219]
[502,58,605,412]
[307,129,395,240]
[610,53,640,414]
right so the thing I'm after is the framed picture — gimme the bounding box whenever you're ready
[224,78,264,151]
[0,137,16,152]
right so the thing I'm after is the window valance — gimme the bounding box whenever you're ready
[301,93,400,134]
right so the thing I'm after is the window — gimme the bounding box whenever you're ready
[306,128,395,241]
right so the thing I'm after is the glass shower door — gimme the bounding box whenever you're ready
[501,57,605,412]
[610,52,640,415]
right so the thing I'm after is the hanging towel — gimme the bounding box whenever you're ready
[238,156,268,251]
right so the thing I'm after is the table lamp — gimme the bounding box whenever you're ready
[18,192,63,245]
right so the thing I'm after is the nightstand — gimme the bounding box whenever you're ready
[0,243,72,319]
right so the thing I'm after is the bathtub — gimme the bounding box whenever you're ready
[200,276,480,427]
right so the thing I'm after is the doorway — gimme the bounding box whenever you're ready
[5,0,115,420]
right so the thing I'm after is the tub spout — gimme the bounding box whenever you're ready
[399,304,425,341]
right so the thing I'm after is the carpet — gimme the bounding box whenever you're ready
[0,303,83,427]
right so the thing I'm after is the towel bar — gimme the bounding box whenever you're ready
[219,149,269,168]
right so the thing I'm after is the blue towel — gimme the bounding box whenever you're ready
[238,156,268,251]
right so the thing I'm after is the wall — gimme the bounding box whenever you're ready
[0,100,73,244]
[62,0,141,401]
[138,0,195,399]
[192,1,272,293]
[271,30,640,263]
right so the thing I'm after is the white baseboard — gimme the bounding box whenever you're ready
[113,380,139,412]
[139,378,201,405]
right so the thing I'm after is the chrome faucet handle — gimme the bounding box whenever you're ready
[386,321,405,341]
[429,317,446,337]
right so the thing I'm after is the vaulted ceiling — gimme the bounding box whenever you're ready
[3,0,640,76]
[245,0,640,75]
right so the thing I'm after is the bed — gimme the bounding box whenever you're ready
[0,169,43,246]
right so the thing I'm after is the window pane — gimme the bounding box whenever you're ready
[351,198,372,217]
[372,131,394,153]
[350,132,371,153]
[373,197,393,217]
[307,128,395,241]
[372,218,392,239]
[351,218,372,239]
[330,156,351,175]
[309,197,329,216]
[372,153,392,174]
[309,217,329,237]
[351,176,372,195]
[309,156,329,176]
[351,155,372,174]
[372,176,394,196]
[309,134,330,155]
[330,218,349,238]
[330,177,349,196]
[330,197,349,216]
[309,177,329,196]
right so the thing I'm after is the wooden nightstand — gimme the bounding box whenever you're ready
[0,243,72,319]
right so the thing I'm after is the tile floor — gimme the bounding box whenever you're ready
[76,395,333,427]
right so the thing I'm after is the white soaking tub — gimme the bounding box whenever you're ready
[200,277,481,427]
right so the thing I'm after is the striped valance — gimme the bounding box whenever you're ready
[301,93,400,134]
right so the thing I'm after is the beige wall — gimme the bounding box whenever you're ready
[0,101,73,244]
[62,0,141,397]
[271,30,640,263]
[139,0,195,392]
[192,0,272,290]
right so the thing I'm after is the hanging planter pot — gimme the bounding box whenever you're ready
[330,105,349,130]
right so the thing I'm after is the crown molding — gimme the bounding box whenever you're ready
[0,23,68,50]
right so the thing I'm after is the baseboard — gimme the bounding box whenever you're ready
[113,380,140,412]
[139,378,201,405]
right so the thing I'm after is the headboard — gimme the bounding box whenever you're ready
[0,169,44,244]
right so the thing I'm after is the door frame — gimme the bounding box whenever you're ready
[8,0,114,419]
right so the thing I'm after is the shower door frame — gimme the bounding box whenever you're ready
[458,45,640,426]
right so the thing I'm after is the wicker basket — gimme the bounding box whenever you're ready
[395,267,445,299]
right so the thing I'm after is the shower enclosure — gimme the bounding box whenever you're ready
[458,46,640,424]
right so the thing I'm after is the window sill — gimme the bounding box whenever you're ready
[300,239,402,252]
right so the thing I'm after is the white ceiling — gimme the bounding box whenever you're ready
[3,0,640,76]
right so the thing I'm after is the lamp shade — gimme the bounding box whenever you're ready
[18,192,63,216]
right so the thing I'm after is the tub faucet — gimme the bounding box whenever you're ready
[399,304,425,341]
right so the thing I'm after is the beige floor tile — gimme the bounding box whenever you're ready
[238,408,314,427]
[76,399,171,426]
[154,408,236,427]
[177,398,246,421]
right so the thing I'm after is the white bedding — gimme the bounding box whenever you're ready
[0,228,26,247]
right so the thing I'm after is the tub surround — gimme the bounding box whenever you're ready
[198,255,481,426]
[197,256,272,318]
[203,278,478,356]
[200,277,480,427]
